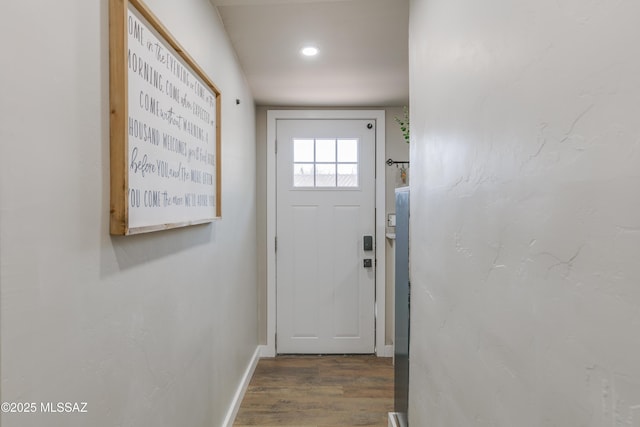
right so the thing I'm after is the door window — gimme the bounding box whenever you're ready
[293,138,359,188]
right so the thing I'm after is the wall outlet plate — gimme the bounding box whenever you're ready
[387,213,396,227]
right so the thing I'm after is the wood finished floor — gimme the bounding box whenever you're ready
[233,355,393,427]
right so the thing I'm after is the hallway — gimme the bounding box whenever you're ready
[233,355,393,427]
[4,0,640,425]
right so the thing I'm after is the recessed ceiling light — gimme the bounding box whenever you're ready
[301,46,319,57]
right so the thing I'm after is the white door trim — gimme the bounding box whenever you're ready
[264,109,386,357]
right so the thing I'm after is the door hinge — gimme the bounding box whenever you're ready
[275,139,278,154]
[275,236,278,252]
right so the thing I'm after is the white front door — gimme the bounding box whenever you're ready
[276,118,376,354]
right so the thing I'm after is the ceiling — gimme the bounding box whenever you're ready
[210,0,409,107]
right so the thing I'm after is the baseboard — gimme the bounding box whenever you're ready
[388,412,408,427]
[221,346,261,427]
[263,344,389,357]
[389,412,400,427]
[381,344,394,358]
[259,343,275,358]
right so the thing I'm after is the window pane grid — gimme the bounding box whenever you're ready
[292,138,359,188]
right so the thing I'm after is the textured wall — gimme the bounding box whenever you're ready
[0,0,257,426]
[409,0,640,425]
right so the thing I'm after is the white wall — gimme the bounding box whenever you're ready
[409,0,640,425]
[0,1,257,426]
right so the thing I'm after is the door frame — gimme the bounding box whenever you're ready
[263,109,387,357]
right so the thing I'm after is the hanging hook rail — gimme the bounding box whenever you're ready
[386,158,410,167]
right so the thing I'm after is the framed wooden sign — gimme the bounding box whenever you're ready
[109,0,221,235]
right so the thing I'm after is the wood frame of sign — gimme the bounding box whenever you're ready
[109,0,221,235]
